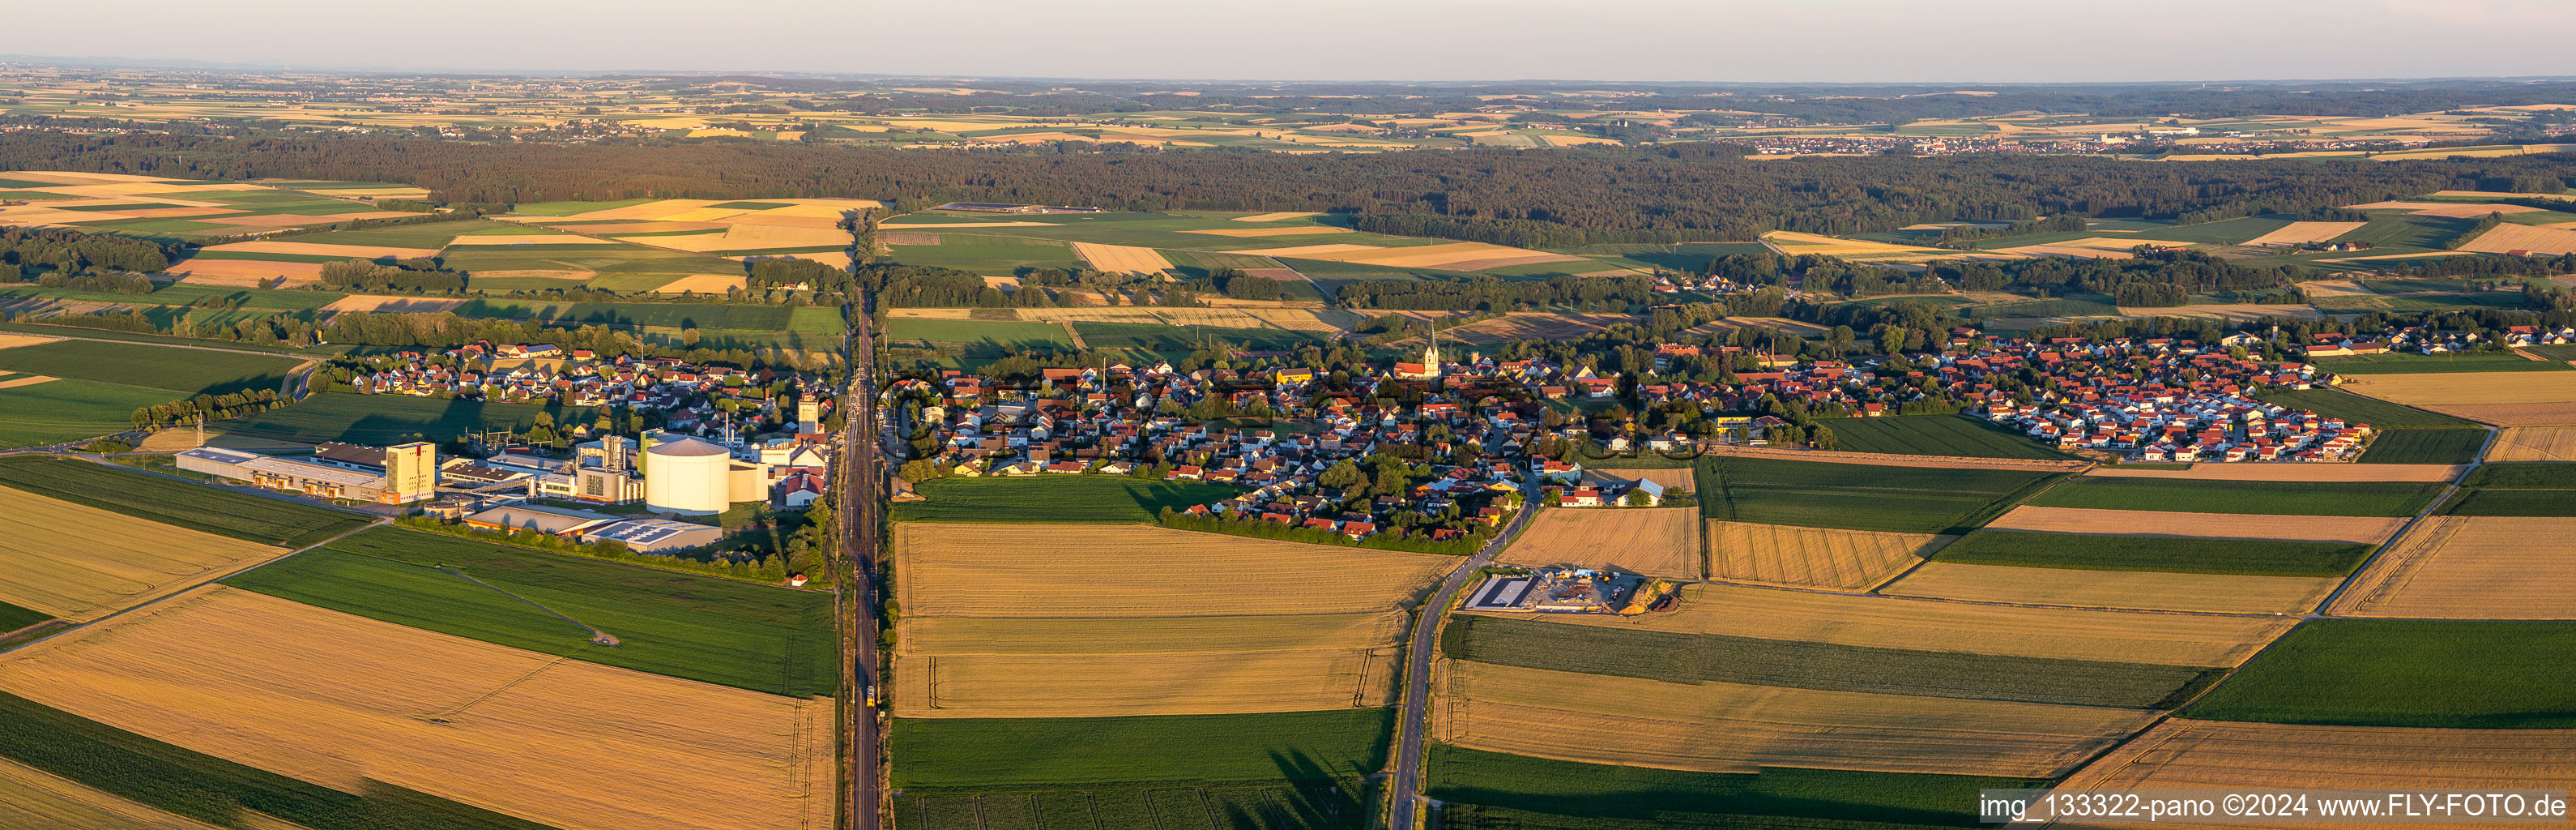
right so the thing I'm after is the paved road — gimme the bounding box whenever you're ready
[1388,498,1531,830]
[838,297,885,830]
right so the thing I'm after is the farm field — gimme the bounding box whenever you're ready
[1704,520,1947,590]
[881,317,1074,351]
[1813,414,2074,460]
[1444,614,2216,708]
[0,585,834,830]
[891,476,1239,524]
[2356,426,2489,464]
[2084,462,2463,482]
[224,528,835,696]
[1427,744,2032,828]
[2440,462,2576,516]
[2314,352,2571,374]
[2253,387,2474,428]
[1500,508,1700,578]
[2054,719,2576,830]
[2024,477,2443,516]
[2182,619,2576,728]
[220,391,565,444]
[891,781,1375,830]
[0,378,181,448]
[892,708,1392,787]
[1695,455,2062,535]
[893,524,1450,619]
[1072,321,1335,351]
[1882,561,2339,614]
[447,298,791,330]
[2486,426,2576,461]
[0,340,301,396]
[1516,583,2293,666]
[1984,506,2407,544]
[0,754,229,830]
[0,172,414,242]
[0,486,285,622]
[1931,530,2373,577]
[2338,370,2576,426]
[2336,516,2576,618]
[1431,659,2155,777]
[0,456,366,546]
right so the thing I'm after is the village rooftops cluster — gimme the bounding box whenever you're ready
[342,344,832,434]
[2298,324,2575,357]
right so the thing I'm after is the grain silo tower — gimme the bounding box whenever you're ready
[643,435,731,515]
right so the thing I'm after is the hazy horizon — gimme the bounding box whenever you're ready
[9,0,2574,84]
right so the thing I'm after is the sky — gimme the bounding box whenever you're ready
[11,0,2576,83]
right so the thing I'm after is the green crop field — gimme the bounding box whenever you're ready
[893,781,1373,830]
[450,298,791,330]
[1073,322,1333,352]
[886,239,1082,272]
[2462,462,2576,488]
[2143,216,2292,245]
[224,528,834,696]
[1810,415,2073,460]
[2314,353,2570,374]
[0,692,555,830]
[0,378,181,448]
[509,199,659,216]
[2184,620,2576,728]
[2442,490,2576,516]
[0,339,301,396]
[883,318,1075,350]
[1427,745,2037,828]
[1695,456,2062,535]
[2522,344,2576,361]
[1968,297,2122,318]
[2357,427,2488,464]
[2336,214,2475,250]
[892,477,1240,524]
[1443,614,2213,709]
[0,598,49,632]
[2027,477,2441,516]
[892,709,1393,788]
[224,391,565,444]
[2254,387,2473,428]
[0,456,366,547]
[788,306,848,335]
[1932,530,2373,577]
[0,283,343,311]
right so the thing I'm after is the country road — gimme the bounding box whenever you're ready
[1388,492,1531,829]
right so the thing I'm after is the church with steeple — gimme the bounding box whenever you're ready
[1392,321,1444,380]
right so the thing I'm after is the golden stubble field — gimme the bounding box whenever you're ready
[0,586,834,830]
[0,486,286,622]
[1706,520,1949,590]
[1503,508,1700,578]
[1433,660,2156,778]
[891,524,1450,717]
[2334,516,2576,618]
[1884,561,2340,615]
[2486,426,2576,461]
[2053,719,2576,830]
[1985,506,2407,545]
[2339,371,2576,426]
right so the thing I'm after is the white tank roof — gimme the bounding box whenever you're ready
[646,436,730,457]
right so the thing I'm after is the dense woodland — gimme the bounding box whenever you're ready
[5,135,2569,245]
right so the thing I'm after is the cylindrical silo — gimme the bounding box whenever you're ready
[643,435,730,515]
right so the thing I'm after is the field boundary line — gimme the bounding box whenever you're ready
[416,652,584,721]
[1866,472,2083,595]
[2311,426,2496,617]
[0,516,387,657]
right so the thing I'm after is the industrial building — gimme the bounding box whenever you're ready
[175,443,437,504]
[458,504,723,554]
[642,434,733,515]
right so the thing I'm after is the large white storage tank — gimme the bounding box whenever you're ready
[643,435,731,515]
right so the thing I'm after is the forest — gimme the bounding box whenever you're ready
[2,134,2566,244]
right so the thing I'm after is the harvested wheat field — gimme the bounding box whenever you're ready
[442,234,619,246]
[320,295,466,314]
[1700,445,2091,472]
[1235,212,1319,222]
[0,374,54,390]
[1068,242,1172,276]
[0,335,62,352]
[165,259,326,287]
[894,524,1450,618]
[1986,507,2406,545]
[648,225,851,252]
[2334,516,2576,618]
[1439,311,1631,344]
[1227,242,1383,258]
[571,220,731,235]
[1514,584,2294,666]
[1996,237,2196,259]
[2052,719,2576,830]
[1688,315,1836,339]
[2346,200,2544,218]
[901,610,1408,656]
[2456,222,2576,255]
[0,757,226,830]
[0,586,833,830]
[898,648,1397,717]
[1185,226,1353,237]
[1323,242,1583,270]
[555,199,728,221]
[1584,467,1695,494]
[0,487,286,622]
[2341,372,2576,425]
[203,213,406,229]
[2297,279,2375,297]
[2087,464,2465,482]
[651,274,747,294]
[200,241,445,259]
[1707,520,1947,590]
[2241,222,2368,247]
[1503,508,1700,578]
[1885,562,2338,615]
[1434,661,2155,777]
[2486,426,2576,461]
